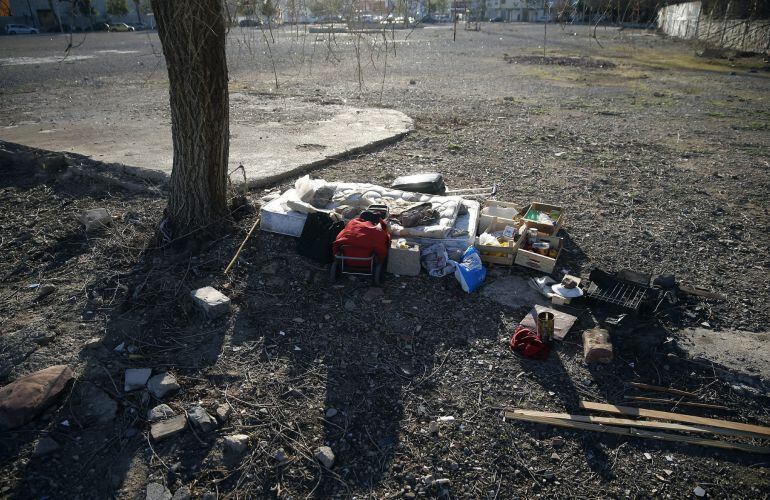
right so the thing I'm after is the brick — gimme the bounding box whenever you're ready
[583,328,613,364]
[150,415,187,441]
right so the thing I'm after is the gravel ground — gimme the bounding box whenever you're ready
[1,23,769,499]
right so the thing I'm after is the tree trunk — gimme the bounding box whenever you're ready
[151,0,229,241]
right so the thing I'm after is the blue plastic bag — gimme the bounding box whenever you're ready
[454,246,486,293]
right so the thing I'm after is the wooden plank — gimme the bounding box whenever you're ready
[507,410,757,439]
[579,401,770,438]
[505,413,770,454]
[627,382,698,398]
[626,396,730,411]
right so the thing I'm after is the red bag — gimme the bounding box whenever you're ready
[332,217,391,265]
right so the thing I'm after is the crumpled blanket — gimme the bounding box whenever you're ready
[510,325,551,361]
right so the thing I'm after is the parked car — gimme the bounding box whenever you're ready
[108,22,135,32]
[238,19,262,27]
[127,22,148,30]
[5,24,39,35]
[489,16,505,22]
[91,22,110,31]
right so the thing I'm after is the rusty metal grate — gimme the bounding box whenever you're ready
[585,269,654,312]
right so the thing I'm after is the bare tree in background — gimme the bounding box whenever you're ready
[151,0,230,241]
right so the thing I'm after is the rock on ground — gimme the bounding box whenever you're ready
[215,403,232,423]
[0,365,73,430]
[190,286,231,319]
[224,434,249,455]
[124,368,152,392]
[315,446,335,468]
[75,382,117,424]
[188,405,217,432]
[79,208,112,231]
[150,415,187,441]
[33,436,60,456]
[146,482,172,500]
[146,372,180,399]
[171,486,191,500]
[147,404,175,422]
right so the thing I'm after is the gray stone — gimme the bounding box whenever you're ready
[315,446,335,468]
[224,434,249,455]
[34,436,60,456]
[325,408,338,418]
[274,448,288,464]
[344,299,356,312]
[215,403,232,423]
[150,415,187,441]
[124,368,152,392]
[146,373,180,399]
[190,287,230,319]
[145,482,172,500]
[0,365,74,430]
[188,406,217,432]
[171,486,191,500]
[79,208,112,231]
[147,404,175,422]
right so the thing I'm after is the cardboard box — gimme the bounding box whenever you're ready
[387,242,421,276]
[521,202,564,235]
[478,201,523,234]
[475,218,524,266]
[515,232,563,274]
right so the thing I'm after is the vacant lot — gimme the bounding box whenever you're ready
[1,23,769,499]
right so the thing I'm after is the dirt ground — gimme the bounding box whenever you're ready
[1,23,769,499]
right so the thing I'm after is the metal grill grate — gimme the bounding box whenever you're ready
[585,269,654,312]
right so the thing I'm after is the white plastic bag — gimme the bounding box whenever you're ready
[420,243,456,277]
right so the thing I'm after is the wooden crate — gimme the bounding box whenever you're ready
[515,232,563,274]
[475,218,524,266]
[521,202,565,235]
[478,201,523,234]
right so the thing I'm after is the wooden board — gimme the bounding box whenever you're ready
[579,401,770,438]
[626,396,730,411]
[519,305,577,341]
[505,413,770,454]
[627,382,697,398]
[506,410,758,439]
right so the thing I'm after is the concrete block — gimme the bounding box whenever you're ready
[124,368,152,392]
[190,286,230,318]
[224,434,249,455]
[79,208,112,231]
[583,328,613,364]
[150,414,187,441]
